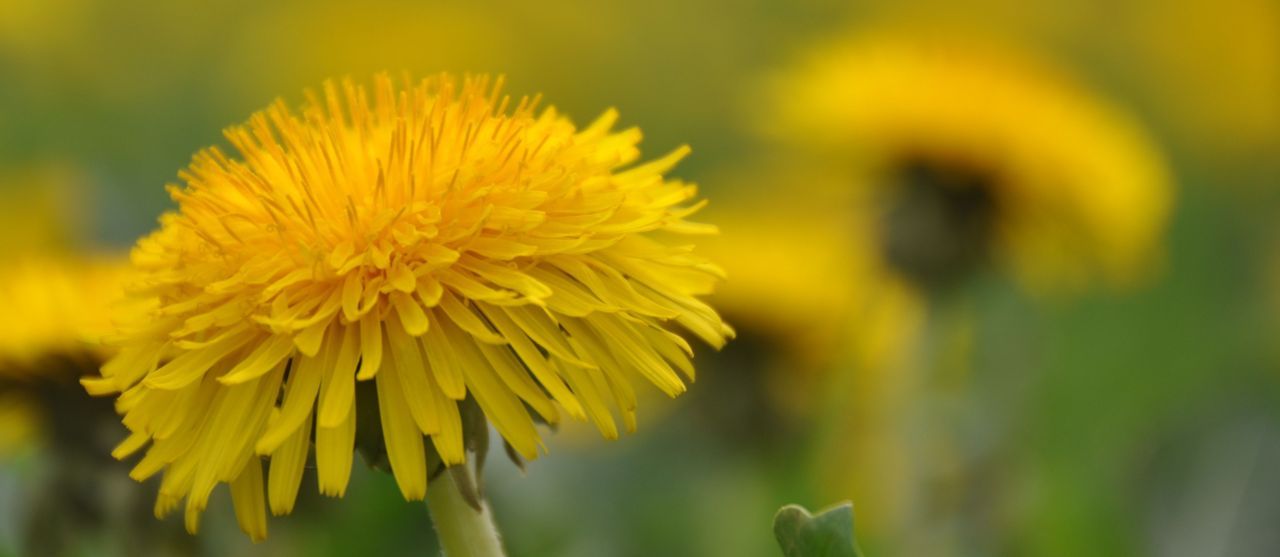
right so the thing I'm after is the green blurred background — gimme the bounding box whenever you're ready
[1,0,1278,555]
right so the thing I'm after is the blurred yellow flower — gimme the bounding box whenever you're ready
[707,29,1177,543]
[86,73,731,541]
[853,0,1279,161]
[704,178,928,534]
[703,174,923,375]
[0,166,131,456]
[765,31,1173,292]
[0,257,130,370]
[0,256,132,455]
[710,30,1172,384]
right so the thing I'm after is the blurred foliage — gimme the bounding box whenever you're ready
[0,0,1277,556]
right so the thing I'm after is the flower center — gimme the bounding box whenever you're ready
[878,156,999,291]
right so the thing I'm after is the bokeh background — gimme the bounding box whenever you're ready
[1,0,1278,555]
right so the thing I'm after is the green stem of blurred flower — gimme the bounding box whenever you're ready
[426,465,506,557]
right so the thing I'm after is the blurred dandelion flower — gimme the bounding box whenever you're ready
[0,258,129,373]
[85,73,731,541]
[0,258,120,456]
[0,256,152,553]
[704,180,923,374]
[0,171,133,455]
[705,31,1176,540]
[704,186,926,534]
[766,32,1173,292]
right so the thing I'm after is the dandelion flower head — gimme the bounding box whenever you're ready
[767,32,1173,290]
[85,73,731,540]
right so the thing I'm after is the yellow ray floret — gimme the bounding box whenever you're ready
[84,73,731,541]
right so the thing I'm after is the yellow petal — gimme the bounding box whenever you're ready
[220,335,296,385]
[443,320,540,459]
[267,410,312,516]
[256,335,329,454]
[481,303,585,420]
[230,458,268,542]
[145,328,256,390]
[385,314,441,434]
[319,325,360,428]
[438,291,506,344]
[390,291,429,337]
[421,309,467,400]
[375,358,427,500]
[356,312,383,380]
[315,403,355,497]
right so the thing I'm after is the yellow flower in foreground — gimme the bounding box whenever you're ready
[766,32,1173,291]
[85,74,731,540]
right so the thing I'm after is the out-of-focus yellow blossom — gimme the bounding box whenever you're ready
[0,256,133,458]
[765,31,1173,292]
[0,165,131,455]
[854,0,1279,160]
[708,29,1175,545]
[705,188,927,530]
[0,257,132,370]
[708,29,1172,416]
[86,73,730,541]
[703,171,923,373]
[708,194,929,538]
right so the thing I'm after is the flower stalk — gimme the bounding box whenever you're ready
[426,465,506,557]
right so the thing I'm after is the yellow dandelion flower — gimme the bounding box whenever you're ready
[0,256,132,454]
[702,168,923,375]
[705,31,1175,543]
[85,73,731,541]
[0,244,181,553]
[0,257,131,370]
[0,165,128,456]
[706,192,927,538]
[765,31,1173,292]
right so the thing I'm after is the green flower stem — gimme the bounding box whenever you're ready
[426,465,506,557]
